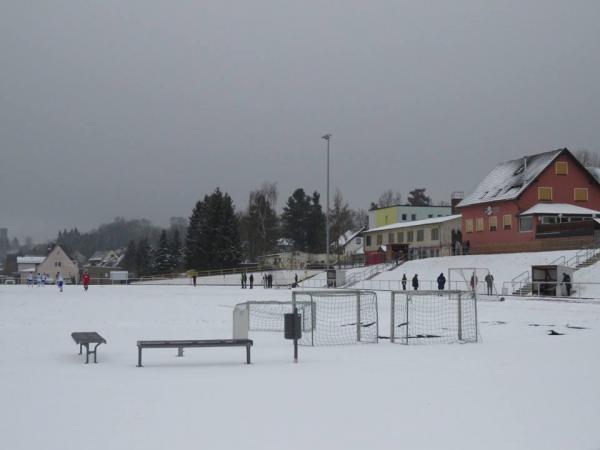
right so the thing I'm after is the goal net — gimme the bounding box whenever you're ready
[232,301,313,339]
[292,290,379,346]
[448,267,498,296]
[390,290,478,345]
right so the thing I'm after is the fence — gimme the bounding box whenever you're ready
[502,280,600,301]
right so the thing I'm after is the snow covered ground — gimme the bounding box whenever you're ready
[1,284,599,450]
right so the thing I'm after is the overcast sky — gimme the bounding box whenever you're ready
[2,1,600,241]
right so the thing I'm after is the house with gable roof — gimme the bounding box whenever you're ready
[457,148,600,254]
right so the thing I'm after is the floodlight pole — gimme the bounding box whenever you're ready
[322,134,331,273]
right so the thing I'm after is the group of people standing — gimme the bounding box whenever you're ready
[241,273,277,289]
[399,271,495,294]
[26,270,91,292]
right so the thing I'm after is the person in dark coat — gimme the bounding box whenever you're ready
[412,274,419,290]
[485,273,494,295]
[562,273,572,296]
[241,273,246,289]
[437,273,446,290]
[268,273,273,288]
[294,273,298,284]
[249,274,254,289]
[401,274,407,291]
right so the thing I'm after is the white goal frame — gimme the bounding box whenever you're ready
[390,290,479,345]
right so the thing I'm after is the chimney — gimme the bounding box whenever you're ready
[451,191,464,214]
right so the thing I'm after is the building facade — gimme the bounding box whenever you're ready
[457,148,600,254]
[368,205,452,228]
[363,215,462,264]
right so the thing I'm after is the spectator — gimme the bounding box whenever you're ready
[412,274,419,291]
[562,273,572,296]
[82,271,90,291]
[485,273,494,295]
[249,274,254,289]
[401,274,407,291]
[437,273,446,290]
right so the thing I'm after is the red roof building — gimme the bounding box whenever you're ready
[457,148,600,254]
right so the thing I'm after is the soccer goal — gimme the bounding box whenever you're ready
[232,301,314,339]
[292,290,379,346]
[390,290,478,345]
[448,267,497,296]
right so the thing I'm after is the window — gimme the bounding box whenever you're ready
[489,216,497,232]
[555,161,568,175]
[538,187,553,201]
[376,234,383,245]
[366,236,372,246]
[428,214,433,218]
[388,233,395,244]
[503,214,512,230]
[355,238,361,245]
[411,214,416,220]
[574,188,589,202]
[431,228,439,240]
[417,229,424,242]
[407,231,414,242]
[476,218,484,232]
[54,261,61,267]
[465,219,474,233]
[401,214,407,220]
[541,216,557,224]
[519,216,533,232]
[397,232,404,243]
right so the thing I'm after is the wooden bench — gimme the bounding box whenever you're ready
[136,339,253,367]
[71,332,106,364]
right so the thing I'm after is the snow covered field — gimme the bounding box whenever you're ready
[1,284,599,450]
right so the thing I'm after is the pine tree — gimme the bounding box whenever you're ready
[169,229,183,271]
[135,238,152,276]
[306,191,326,253]
[281,188,312,251]
[407,188,431,206]
[121,240,137,273]
[153,230,173,274]
[185,188,242,270]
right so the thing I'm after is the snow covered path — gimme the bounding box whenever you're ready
[1,285,599,450]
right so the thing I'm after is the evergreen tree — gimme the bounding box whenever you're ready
[306,191,326,253]
[121,241,137,273]
[185,188,242,270]
[407,188,431,206]
[153,230,173,274]
[169,229,183,271]
[135,238,152,276]
[281,188,312,251]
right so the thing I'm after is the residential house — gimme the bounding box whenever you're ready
[457,148,600,253]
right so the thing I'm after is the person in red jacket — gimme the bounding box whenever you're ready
[82,271,90,291]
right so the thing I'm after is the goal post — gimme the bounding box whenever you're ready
[448,267,498,296]
[292,289,379,346]
[390,290,479,345]
[233,301,313,339]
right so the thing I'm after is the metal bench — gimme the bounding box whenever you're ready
[71,332,107,364]
[136,339,253,367]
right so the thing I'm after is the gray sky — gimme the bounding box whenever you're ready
[2,1,600,242]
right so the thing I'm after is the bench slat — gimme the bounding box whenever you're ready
[137,339,252,348]
[71,332,106,345]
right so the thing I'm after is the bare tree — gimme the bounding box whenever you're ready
[329,190,354,263]
[374,189,402,208]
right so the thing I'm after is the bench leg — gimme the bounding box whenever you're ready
[79,344,83,355]
[177,347,184,357]
[93,343,102,363]
[84,344,90,364]
[137,346,143,367]
[246,344,251,364]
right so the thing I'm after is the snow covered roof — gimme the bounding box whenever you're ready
[519,203,600,216]
[458,148,566,208]
[366,214,462,233]
[338,228,365,246]
[587,166,600,183]
[16,256,45,264]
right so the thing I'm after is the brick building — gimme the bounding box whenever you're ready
[457,148,600,254]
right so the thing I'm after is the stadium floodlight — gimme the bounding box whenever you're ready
[321,134,332,271]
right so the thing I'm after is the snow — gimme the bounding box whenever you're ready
[366,214,461,233]
[1,284,599,450]
[519,203,600,216]
[16,256,46,264]
[458,148,563,208]
[363,250,581,291]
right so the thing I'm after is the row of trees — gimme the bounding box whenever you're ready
[121,229,184,276]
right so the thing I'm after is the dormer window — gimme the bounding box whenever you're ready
[513,165,525,176]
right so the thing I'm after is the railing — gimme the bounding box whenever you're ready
[509,270,530,292]
[502,280,600,301]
